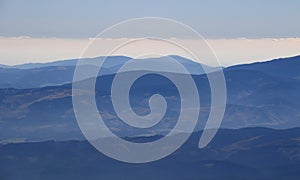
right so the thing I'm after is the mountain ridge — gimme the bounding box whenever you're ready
[0,55,300,141]
[1,127,299,180]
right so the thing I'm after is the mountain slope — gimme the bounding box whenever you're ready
[227,55,300,79]
[0,56,215,89]
[1,128,300,180]
[0,55,300,141]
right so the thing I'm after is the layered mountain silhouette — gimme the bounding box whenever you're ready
[0,55,300,142]
[0,56,216,89]
[1,55,300,180]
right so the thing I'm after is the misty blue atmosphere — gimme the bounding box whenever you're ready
[0,1,300,180]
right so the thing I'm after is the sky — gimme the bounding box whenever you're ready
[0,0,299,65]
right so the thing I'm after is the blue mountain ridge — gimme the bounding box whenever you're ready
[0,55,300,142]
[1,128,300,180]
[0,55,216,89]
[1,55,300,180]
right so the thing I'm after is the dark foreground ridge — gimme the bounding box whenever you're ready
[1,127,300,180]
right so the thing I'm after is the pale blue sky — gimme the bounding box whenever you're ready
[0,0,299,38]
